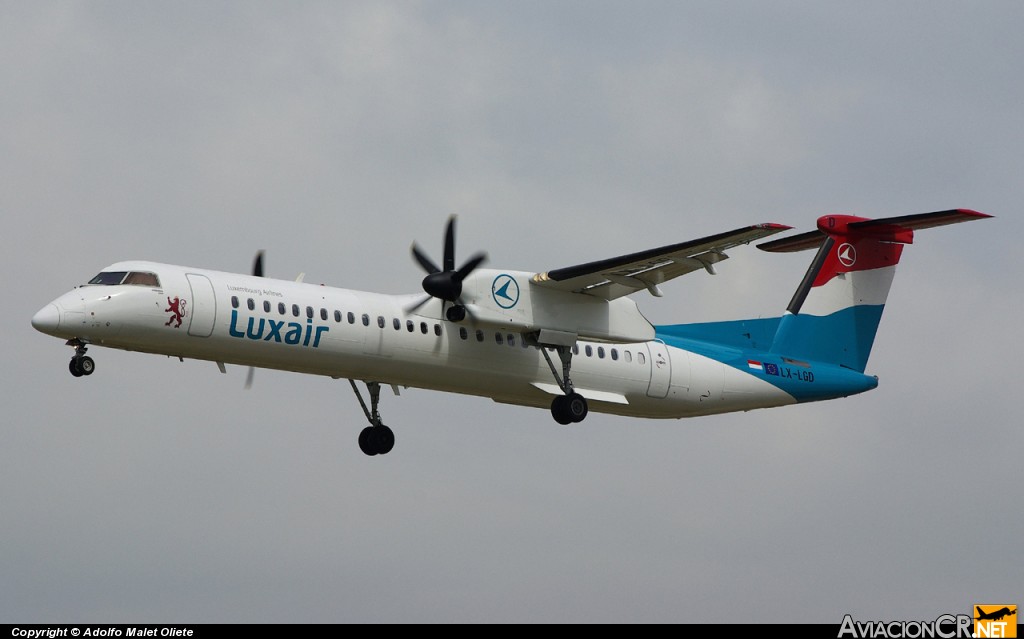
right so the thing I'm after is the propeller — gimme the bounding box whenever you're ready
[408,216,487,320]
[245,250,265,390]
[252,250,264,278]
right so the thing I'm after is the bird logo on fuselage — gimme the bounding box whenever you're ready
[492,274,520,309]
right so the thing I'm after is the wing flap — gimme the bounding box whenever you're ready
[533,223,791,299]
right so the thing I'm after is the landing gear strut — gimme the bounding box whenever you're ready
[540,344,588,424]
[67,340,95,378]
[349,380,395,456]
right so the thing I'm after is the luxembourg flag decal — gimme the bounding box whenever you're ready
[747,360,764,372]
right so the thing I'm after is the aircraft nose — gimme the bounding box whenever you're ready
[31,303,61,335]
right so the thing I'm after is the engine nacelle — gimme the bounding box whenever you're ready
[461,269,654,343]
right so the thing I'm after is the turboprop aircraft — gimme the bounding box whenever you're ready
[31,209,990,456]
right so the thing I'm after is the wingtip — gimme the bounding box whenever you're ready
[954,208,994,219]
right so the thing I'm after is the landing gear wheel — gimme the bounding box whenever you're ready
[551,393,589,424]
[358,425,396,456]
[551,395,573,425]
[358,427,378,456]
[373,425,395,455]
[69,358,84,378]
[78,356,95,376]
[566,392,588,423]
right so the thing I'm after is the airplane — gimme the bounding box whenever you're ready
[976,606,1016,622]
[31,209,991,456]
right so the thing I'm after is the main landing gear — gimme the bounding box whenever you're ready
[539,344,589,425]
[349,380,395,456]
[67,340,95,378]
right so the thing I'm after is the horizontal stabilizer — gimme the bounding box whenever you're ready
[757,229,826,253]
[758,208,992,253]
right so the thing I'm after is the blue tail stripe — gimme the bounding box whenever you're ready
[769,304,885,373]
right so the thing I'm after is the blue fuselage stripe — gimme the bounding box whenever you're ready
[656,321,880,403]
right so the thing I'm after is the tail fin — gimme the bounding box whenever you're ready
[758,209,991,372]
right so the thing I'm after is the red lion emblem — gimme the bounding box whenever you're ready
[165,296,187,328]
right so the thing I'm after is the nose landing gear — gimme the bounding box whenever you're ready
[67,340,95,377]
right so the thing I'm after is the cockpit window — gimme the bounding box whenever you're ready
[89,271,128,285]
[87,271,161,287]
[123,272,160,287]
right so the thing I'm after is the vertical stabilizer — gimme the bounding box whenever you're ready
[758,209,991,372]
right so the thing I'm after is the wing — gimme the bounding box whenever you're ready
[531,223,792,300]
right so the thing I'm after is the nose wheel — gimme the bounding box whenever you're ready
[67,341,95,377]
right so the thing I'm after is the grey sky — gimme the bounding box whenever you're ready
[2,1,1020,623]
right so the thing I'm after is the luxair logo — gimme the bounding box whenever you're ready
[974,605,1017,638]
[492,274,520,309]
[228,310,329,348]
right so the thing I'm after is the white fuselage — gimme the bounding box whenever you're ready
[34,261,797,419]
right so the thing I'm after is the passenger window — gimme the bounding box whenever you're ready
[377,316,385,329]
[572,344,579,355]
[334,310,342,322]
[292,304,300,317]
[231,296,239,309]
[597,346,605,359]
[611,348,619,361]
[407,320,415,332]
[247,298,255,311]
[361,314,369,327]
[476,330,484,342]
[263,300,271,313]
[459,327,468,340]
[585,345,593,357]
[638,352,646,365]
[434,324,441,336]
[306,306,314,319]
[279,302,286,315]
[495,333,503,345]
[393,318,401,330]
[420,322,428,335]
[624,350,632,363]
[321,308,328,321]
[507,334,515,347]
[348,312,355,324]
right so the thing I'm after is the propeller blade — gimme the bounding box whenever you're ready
[411,243,440,274]
[404,295,433,314]
[244,366,255,390]
[456,252,487,279]
[253,250,265,277]
[443,216,456,273]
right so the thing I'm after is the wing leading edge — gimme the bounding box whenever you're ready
[532,223,792,300]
